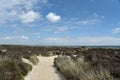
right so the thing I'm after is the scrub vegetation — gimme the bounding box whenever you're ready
[54,55,114,80]
[0,45,120,80]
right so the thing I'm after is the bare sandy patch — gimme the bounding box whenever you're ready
[24,56,66,80]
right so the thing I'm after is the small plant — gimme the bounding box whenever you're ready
[25,55,39,65]
[18,62,32,76]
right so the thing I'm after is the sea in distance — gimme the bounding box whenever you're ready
[73,46,120,49]
[35,45,120,49]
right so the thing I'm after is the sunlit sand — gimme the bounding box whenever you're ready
[23,56,66,80]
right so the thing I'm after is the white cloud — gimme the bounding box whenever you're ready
[2,36,29,44]
[21,36,29,40]
[2,36,120,45]
[78,37,120,45]
[3,36,29,40]
[4,37,14,40]
[0,0,37,9]
[46,12,61,23]
[19,10,40,24]
[41,25,74,34]
[112,28,120,34]
[77,19,100,25]
[76,13,103,25]
[36,36,120,45]
[54,26,72,33]
[0,0,47,24]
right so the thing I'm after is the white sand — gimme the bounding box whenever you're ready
[23,56,66,80]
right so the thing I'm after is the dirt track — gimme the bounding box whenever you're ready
[24,56,66,80]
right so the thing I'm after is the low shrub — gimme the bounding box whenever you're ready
[24,55,39,65]
[0,55,24,80]
[18,62,32,76]
[41,51,54,57]
[54,55,114,80]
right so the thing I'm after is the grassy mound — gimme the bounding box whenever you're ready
[0,55,33,80]
[0,56,24,80]
[24,55,39,65]
[18,62,32,76]
[54,55,114,80]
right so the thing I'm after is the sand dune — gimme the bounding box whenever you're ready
[23,56,66,80]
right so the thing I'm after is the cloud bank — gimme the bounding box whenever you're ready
[0,0,44,24]
[2,36,120,45]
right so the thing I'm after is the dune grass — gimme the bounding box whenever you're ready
[54,55,114,80]
[0,55,24,80]
[0,55,33,80]
[18,62,32,76]
[24,55,39,65]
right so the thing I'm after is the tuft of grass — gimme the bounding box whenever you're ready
[54,55,114,80]
[0,55,24,80]
[0,55,34,80]
[79,67,114,80]
[18,62,32,76]
[25,55,39,65]
[29,55,39,65]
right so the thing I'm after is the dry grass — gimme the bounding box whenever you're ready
[24,55,39,65]
[54,55,114,80]
[0,55,33,80]
[0,55,24,80]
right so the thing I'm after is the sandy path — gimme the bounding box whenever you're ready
[24,56,66,80]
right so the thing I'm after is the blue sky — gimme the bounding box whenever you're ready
[0,0,120,45]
